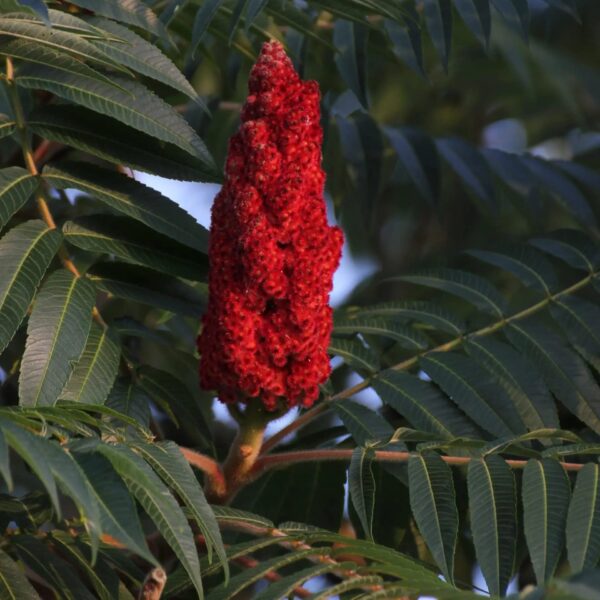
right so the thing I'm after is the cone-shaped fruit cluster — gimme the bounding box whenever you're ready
[198,40,343,410]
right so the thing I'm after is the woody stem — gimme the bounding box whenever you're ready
[209,400,276,503]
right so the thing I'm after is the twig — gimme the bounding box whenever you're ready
[179,447,227,499]
[234,554,312,598]
[251,448,585,478]
[4,57,107,328]
[138,568,167,600]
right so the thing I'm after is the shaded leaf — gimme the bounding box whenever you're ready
[45,162,209,252]
[60,322,120,405]
[333,399,393,446]
[328,337,379,373]
[63,216,208,280]
[333,317,428,350]
[0,220,62,354]
[333,19,369,107]
[567,463,600,572]
[19,269,95,407]
[88,262,207,317]
[372,370,478,438]
[523,459,571,583]
[349,446,376,540]
[408,453,457,584]
[397,268,506,316]
[422,0,452,70]
[468,455,517,596]
[0,548,38,599]
[0,167,38,232]
[17,67,214,163]
[454,0,491,48]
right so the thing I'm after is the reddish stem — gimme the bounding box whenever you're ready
[179,447,227,499]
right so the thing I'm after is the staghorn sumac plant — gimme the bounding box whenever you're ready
[0,0,598,598]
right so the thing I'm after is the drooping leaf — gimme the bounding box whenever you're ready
[333,318,428,350]
[491,0,529,39]
[0,421,59,513]
[132,440,227,576]
[349,446,376,540]
[66,0,167,37]
[550,295,600,356]
[0,548,39,599]
[96,443,204,597]
[465,337,559,431]
[60,322,120,405]
[453,0,491,48]
[0,167,38,232]
[397,268,506,317]
[468,455,517,596]
[422,0,452,70]
[12,535,96,600]
[328,337,379,373]
[19,269,95,407]
[421,352,524,437]
[63,216,208,280]
[0,38,122,90]
[105,379,150,427]
[333,19,369,107]
[0,15,123,71]
[408,453,458,584]
[29,106,213,182]
[530,229,600,272]
[88,262,207,317]
[356,300,464,335]
[89,17,203,106]
[507,320,600,435]
[75,452,156,566]
[386,127,440,204]
[191,0,224,51]
[466,244,558,294]
[372,370,478,438]
[436,137,495,211]
[45,162,210,252]
[17,67,214,164]
[566,463,600,572]
[522,459,571,583]
[0,220,61,354]
[384,16,425,77]
[522,155,596,227]
[333,399,394,446]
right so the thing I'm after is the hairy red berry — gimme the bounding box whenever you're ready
[198,40,343,411]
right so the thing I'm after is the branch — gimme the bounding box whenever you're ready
[260,269,598,455]
[252,448,585,478]
[4,57,107,328]
[138,568,167,600]
[179,447,227,500]
[216,519,383,594]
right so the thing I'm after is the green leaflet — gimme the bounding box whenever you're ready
[45,162,210,252]
[523,459,571,583]
[19,269,95,407]
[60,322,120,405]
[17,67,214,164]
[566,463,600,572]
[0,548,39,599]
[408,453,457,584]
[468,455,517,596]
[63,215,208,280]
[0,221,62,354]
[349,446,376,540]
[0,167,38,232]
